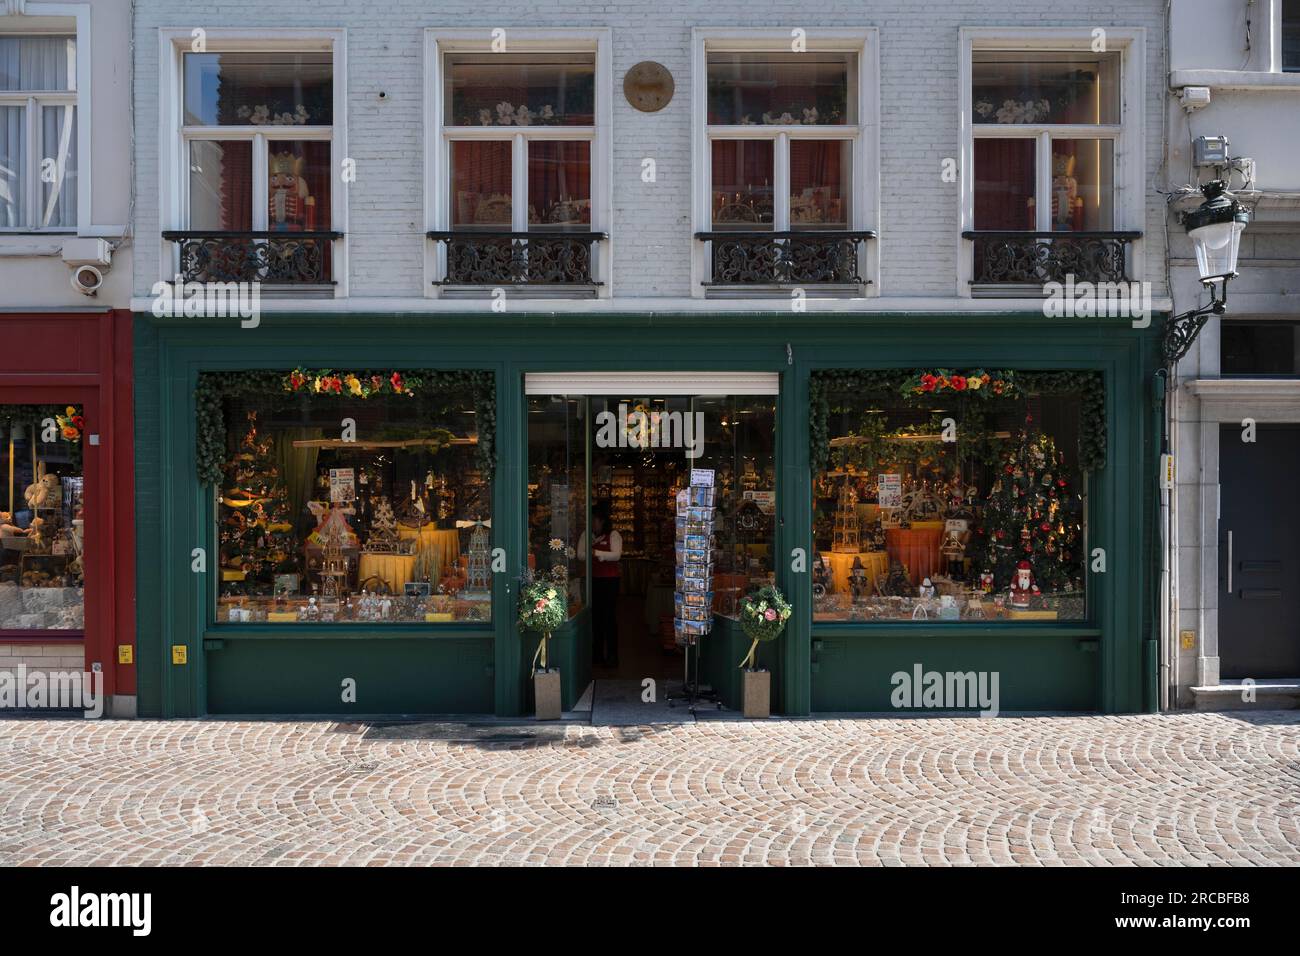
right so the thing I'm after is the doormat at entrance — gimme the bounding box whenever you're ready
[337,721,574,747]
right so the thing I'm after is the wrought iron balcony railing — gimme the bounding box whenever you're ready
[696,231,876,286]
[962,231,1142,286]
[162,231,341,285]
[427,230,605,286]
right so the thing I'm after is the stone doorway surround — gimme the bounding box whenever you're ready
[1181,378,1300,710]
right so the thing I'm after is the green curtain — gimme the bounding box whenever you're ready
[274,428,322,537]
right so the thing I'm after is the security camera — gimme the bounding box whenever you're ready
[71,264,103,296]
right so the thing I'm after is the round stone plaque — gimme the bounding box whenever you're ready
[623,61,675,112]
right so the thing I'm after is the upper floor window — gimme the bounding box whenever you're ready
[1284,0,1300,72]
[0,35,77,231]
[706,52,856,233]
[428,36,609,294]
[163,44,342,288]
[971,51,1119,233]
[443,52,594,232]
[961,33,1144,293]
[694,34,877,294]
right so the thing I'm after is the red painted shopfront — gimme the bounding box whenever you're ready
[0,310,135,716]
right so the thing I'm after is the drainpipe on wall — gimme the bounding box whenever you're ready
[1155,367,1172,712]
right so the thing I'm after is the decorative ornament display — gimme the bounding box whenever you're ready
[285,368,419,398]
[457,517,492,599]
[1008,560,1042,609]
[904,369,1017,398]
[831,481,861,553]
[808,369,1107,474]
[972,426,1082,595]
[195,369,495,485]
[362,497,401,553]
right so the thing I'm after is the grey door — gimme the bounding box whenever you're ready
[1219,424,1300,678]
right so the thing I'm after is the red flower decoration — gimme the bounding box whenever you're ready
[951,375,967,391]
[1040,522,1051,532]
[390,371,404,393]
[72,415,85,429]
[919,374,937,393]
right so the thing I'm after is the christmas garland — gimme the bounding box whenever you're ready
[196,369,495,485]
[810,369,1106,474]
[0,404,85,468]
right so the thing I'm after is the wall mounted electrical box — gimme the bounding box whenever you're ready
[1193,135,1230,167]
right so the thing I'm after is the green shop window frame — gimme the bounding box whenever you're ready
[196,368,497,631]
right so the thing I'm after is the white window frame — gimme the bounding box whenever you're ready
[691,28,879,298]
[424,28,613,298]
[958,27,1146,297]
[157,28,348,295]
[0,3,91,234]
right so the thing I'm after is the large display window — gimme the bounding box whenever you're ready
[0,405,85,631]
[811,370,1100,623]
[207,370,492,625]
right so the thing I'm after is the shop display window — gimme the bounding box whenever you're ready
[812,373,1089,623]
[691,397,778,620]
[0,406,86,632]
[527,396,587,619]
[214,381,490,625]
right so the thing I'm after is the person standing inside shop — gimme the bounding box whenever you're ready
[580,502,623,667]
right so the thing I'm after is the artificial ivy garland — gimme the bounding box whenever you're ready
[809,369,1107,474]
[195,369,496,485]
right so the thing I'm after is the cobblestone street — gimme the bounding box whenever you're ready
[2,712,1298,866]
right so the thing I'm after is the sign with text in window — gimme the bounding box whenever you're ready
[877,474,902,508]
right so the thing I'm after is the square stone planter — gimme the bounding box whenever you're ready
[743,669,770,719]
[534,668,562,721]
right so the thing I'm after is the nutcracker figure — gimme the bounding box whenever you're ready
[268,150,316,231]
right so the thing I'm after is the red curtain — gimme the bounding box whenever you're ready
[451,140,512,226]
[218,143,253,231]
[973,139,1036,230]
[527,141,590,226]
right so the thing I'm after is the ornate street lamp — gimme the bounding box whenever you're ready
[1161,180,1251,368]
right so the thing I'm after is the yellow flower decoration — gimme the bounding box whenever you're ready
[346,375,363,396]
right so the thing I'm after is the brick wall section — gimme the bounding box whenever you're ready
[132,1,1169,301]
[0,643,87,677]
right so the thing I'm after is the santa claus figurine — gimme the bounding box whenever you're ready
[1008,560,1041,609]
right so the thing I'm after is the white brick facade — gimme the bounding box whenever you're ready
[130,1,1170,306]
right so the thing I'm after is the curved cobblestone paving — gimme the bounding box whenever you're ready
[1,713,1297,866]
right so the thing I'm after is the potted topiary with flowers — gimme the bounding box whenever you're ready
[518,570,568,720]
[737,584,791,718]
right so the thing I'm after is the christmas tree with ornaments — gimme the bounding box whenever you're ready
[972,422,1083,595]
[218,411,300,591]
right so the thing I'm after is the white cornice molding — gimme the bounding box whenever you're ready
[1170,70,1300,92]
[1185,379,1300,421]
